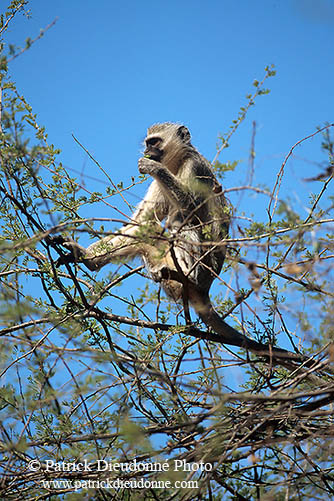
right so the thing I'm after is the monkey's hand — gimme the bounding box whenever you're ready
[53,239,87,267]
[138,157,161,176]
[55,251,77,267]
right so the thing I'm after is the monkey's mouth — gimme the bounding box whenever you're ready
[144,148,163,162]
[149,153,162,162]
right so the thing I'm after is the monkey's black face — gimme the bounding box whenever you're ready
[144,136,163,162]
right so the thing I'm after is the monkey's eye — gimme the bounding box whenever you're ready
[146,137,161,147]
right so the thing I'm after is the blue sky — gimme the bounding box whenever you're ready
[7,0,333,197]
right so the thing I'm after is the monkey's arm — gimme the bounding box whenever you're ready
[138,158,197,213]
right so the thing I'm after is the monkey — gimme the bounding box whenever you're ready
[58,122,230,308]
[54,123,314,366]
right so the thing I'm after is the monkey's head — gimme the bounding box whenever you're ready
[144,123,192,169]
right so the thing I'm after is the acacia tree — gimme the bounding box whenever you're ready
[1,3,334,500]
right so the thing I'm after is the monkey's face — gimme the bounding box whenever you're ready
[144,136,164,162]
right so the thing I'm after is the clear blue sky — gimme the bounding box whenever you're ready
[7,0,333,196]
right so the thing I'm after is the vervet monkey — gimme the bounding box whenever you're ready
[58,122,230,309]
[55,123,310,362]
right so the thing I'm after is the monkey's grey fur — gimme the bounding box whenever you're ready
[61,122,230,307]
[56,123,312,366]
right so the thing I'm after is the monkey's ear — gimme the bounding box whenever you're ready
[177,125,191,143]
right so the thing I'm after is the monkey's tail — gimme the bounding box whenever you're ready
[189,288,312,366]
[158,267,316,369]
